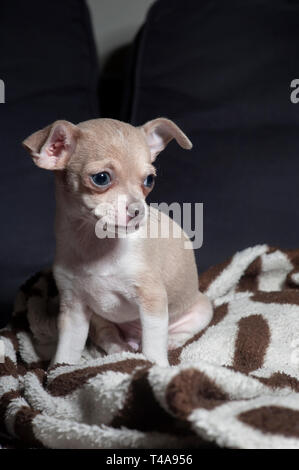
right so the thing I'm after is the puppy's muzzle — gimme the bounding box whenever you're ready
[127,200,146,221]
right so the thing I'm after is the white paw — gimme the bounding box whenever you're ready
[104,341,132,355]
[143,352,169,367]
[156,358,169,367]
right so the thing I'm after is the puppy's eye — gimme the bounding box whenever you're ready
[91,172,111,187]
[143,174,155,188]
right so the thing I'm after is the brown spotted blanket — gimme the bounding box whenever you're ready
[1,244,299,449]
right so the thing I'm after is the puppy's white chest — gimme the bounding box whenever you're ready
[79,243,140,323]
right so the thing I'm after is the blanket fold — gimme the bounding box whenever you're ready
[1,244,299,449]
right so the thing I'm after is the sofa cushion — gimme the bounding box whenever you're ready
[126,0,299,273]
[0,0,99,326]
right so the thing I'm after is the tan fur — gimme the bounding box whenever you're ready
[23,117,213,366]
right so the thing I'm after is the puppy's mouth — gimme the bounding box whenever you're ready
[92,200,148,238]
[101,217,144,234]
[93,211,147,238]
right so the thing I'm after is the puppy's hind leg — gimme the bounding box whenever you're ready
[89,314,132,355]
[168,292,213,350]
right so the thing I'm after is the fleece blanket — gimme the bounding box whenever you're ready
[1,244,299,449]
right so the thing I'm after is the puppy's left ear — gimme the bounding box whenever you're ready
[141,117,192,162]
[22,120,80,170]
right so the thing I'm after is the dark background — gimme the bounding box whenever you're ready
[1,0,299,327]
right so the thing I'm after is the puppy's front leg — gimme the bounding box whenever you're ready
[52,297,91,365]
[139,286,169,367]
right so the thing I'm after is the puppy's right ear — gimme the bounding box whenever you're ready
[22,120,80,170]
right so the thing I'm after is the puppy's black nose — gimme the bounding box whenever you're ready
[127,201,144,219]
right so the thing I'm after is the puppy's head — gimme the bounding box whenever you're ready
[23,118,192,233]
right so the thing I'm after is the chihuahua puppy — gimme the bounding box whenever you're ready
[23,118,213,367]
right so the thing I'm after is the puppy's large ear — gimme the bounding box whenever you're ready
[22,120,80,170]
[141,117,192,162]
